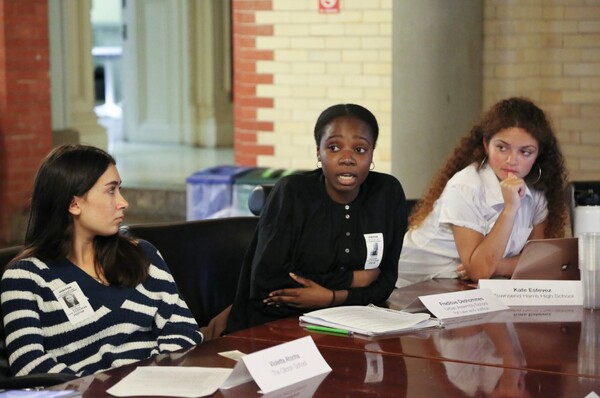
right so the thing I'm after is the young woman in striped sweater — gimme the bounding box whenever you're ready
[1,144,202,377]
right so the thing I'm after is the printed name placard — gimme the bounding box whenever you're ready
[477,279,583,306]
[418,288,508,320]
[220,336,331,394]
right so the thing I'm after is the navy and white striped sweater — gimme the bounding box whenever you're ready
[0,240,202,377]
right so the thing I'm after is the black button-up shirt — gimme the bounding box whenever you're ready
[227,169,407,332]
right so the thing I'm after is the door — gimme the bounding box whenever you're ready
[121,0,192,143]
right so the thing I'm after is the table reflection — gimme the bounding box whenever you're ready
[578,309,600,377]
[433,323,528,396]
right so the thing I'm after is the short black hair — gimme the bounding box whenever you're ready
[313,104,379,148]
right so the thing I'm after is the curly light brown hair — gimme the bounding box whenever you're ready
[409,97,568,238]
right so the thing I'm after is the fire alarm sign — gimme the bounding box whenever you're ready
[319,0,340,14]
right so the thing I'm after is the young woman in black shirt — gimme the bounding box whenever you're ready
[226,103,408,332]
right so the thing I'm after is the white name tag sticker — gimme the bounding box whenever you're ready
[363,233,383,269]
[419,288,508,320]
[220,336,331,394]
[53,282,95,325]
[477,279,583,306]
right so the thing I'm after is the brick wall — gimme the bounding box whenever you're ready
[232,0,275,166]
[483,0,600,181]
[233,0,393,172]
[233,0,600,180]
[0,0,52,246]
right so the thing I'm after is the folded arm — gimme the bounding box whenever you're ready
[450,172,547,281]
[263,268,382,309]
[453,216,546,281]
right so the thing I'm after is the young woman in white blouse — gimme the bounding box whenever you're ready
[396,97,568,287]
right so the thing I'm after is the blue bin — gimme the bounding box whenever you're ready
[186,166,253,220]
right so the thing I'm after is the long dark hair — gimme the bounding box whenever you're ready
[410,97,568,238]
[11,144,149,287]
[314,103,379,148]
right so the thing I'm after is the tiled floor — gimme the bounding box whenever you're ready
[96,115,236,224]
[102,113,235,191]
[109,140,234,191]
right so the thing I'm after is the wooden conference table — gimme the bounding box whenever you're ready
[49,279,600,397]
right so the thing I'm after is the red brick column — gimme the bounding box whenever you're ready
[232,0,274,166]
[0,0,52,246]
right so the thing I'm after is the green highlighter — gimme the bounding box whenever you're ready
[305,325,353,336]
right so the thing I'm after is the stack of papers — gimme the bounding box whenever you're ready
[106,367,232,397]
[299,304,441,336]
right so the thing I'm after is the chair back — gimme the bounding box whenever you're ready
[248,184,274,216]
[405,198,418,218]
[121,216,258,327]
[0,246,20,271]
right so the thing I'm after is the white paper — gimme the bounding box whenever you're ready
[299,305,438,336]
[477,279,583,306]
[221,336,331,394]
[218,350,246,362]
[106,366,232,397]
[418,288,508,320]
[219,360,254,390]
